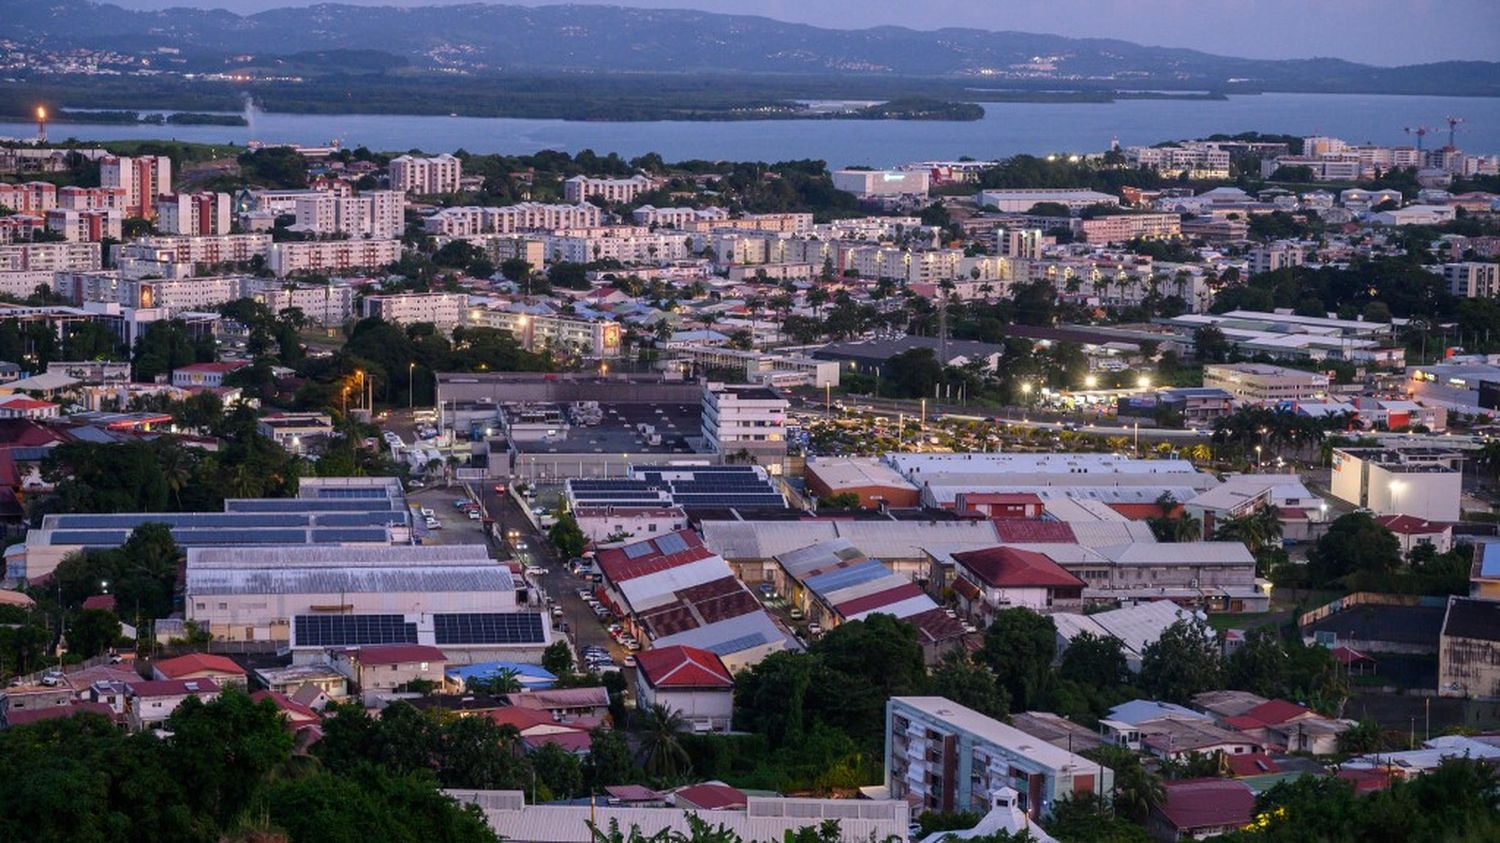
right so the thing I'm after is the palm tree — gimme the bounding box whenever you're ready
[638,703,691,781]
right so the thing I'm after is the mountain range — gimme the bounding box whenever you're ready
[3,0,1499,95]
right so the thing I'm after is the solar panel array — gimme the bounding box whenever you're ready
[570,466,785,510]
[315,487,390,499]
[654,532,690,555]
[294,614,417,647]
[226,498,406,513]
[432,613,546,645]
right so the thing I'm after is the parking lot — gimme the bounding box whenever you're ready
[408,486,490,545]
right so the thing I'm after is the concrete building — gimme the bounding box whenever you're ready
[424,203,602,236]
[803,456,920,509]
[1246,242,1306,276]
[885,696,1111,819]
[268,239,402,276]
[948,546,1086,618]
[1329,446,1463,521]
[116,233,273,275]
[1438,596,1500,700]
[125,679,218,731]
[666,345,838,388]
[1075,213,1181,244]
[1202,363,1330,404]
[156,192,232,236]
[631,206,730,228]
[256,411,335,454]
[330,644,448,695]
[633,644,735,733]
[361,292,468,332]
[389,154,462,195]
[573,505,688,545]
[701,384,787,464]
[475,309,623,359]
[57,185,130,213]
[977,189,1117,213]
[998,227,1044,260]
[1443,262,1500,299]
[564,175,656,205]
[171,361,245,388]
[0,181,58,215]
[831,169,931,199]
[44,208,121,242]
[100,154,171,219]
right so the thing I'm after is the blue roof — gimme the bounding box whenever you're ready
[445,661,557,689]
[1105,699,1210,726]
[1481,543,1500,579]
[803,560,891,597]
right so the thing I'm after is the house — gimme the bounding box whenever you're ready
[634,645,735,733]
[151,652,248,688]
[3,701,119,728]
[0,396,60,420]
[254,663,349,700]
[170,362,246,388]
[507,686,612,723]
[250,690,322,729]
[487,706,597,755]
[125,678,220,730]
[1374,514,1453,555]
[949,545,1086,619]
[331,644,448,696]
[1139,717,1264,763]
[1148,779,1255,842]
[1098,700,1212,750]
[1053,602,1210,672]
[670,782,748,811]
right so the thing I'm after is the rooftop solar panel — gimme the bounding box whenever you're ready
[226,499,405,513]
[293,614,417,647]
[432,613,545,645]
[706,632,770,655]
[655,532,689,556]
[309,528,393,543]
[315,487,389,499]
[622,541,655,559]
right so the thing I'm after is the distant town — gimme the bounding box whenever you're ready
[1,108,1500,843]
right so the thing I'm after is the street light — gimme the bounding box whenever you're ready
[1255,444,1263,469]
[1137,375,1152,390]
[408,362,416,409]
[1084,375,1098,390]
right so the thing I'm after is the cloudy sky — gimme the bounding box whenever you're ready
[106,0,1499,66]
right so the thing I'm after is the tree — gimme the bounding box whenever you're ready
[1226,628,1287,698]
[808,614,927,745]
[67,608,121,659]
[638,703,692,782]
[164,688,297,828]
[549,513,587,558]
[542,641,575,677]
[816,491,861,510]
[1057,632,1129,689]
[1192,325,1230,362]
[586,726,636,791]
[1307,512,1402,586]
[927,652,1007,719]
[1086,746,1164,825]
[1138,619,1223,704]
[533,741,585,799]
[978,609,1057,712]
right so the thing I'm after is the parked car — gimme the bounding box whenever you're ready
[420,507,435,517]
[524,565,547,577]
[467,510,482,520]
[622,655,637,667]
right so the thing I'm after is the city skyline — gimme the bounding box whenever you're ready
[102,0,1500,66]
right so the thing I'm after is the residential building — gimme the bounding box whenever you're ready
[0,181,58,215]
[977,189,1118,213]
[572,505,688,545]
[1148,779,1255,843]
[330,644,447,695]
[1075,213,1181,244]
[1439,596,1500,700]
[1054,603,1215,673]
[1374,514,1453,555]
[998,227,1044,260]
[423,203,602,236]
[151,652,248,687]
[1202,363,1330,404]
[634,645,734,733]
[564,175,656,204]
[631,206,730,228]
[267,239,402,276]
[885,696,1112,819]
[100,154,171,218]
[117,233,273,272]
[57,185,129,213]
[1443,262,1500,298]
[831,169,931,198]
[949,546,1086,619]
[125,679,219,730]
[256,411,335,454]
[361,292,468,332]
[171,362,246,389]
[0,241,102,274]
[1125,145,1231,179]
[156,192,233,236]
[1329,446,1463,521]
[475,309,623,358]
[389,154,462,195]
[44,208,121,242]
[1247,242,1305,276]
[701,384,787,464]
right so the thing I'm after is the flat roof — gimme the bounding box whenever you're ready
[891,696,1099,772]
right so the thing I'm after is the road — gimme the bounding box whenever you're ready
[792,394,1212,442]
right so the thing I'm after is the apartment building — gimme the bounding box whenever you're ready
[563,174,656,204]
[544,229,693,264]
[885,696,1110,819]
[0,181,58,215]
[1202,363,1330,404]
[831,169,931,198]
[0,242,102,273]
[978,188,1118,212]
[157,192,232,236]
[0,216,43,245]
[244,278,355,326]
[475,309,623,358]
[423,203,602,236]
[1247,242,1306,276]
[1075,213,1181,244]
[631,205,730,228]
[389,154,462,195]
[65,272,246,311]
[1444,262,1500,298]
[57,186,128,213]
[361,292,467,332]
[268,239,402,276]
[100,155,171,218]
[1260,155,1363,182]
[683,212,815,234]
[121,234,273,267]
[1124,145,1231,179]
[44,208,121,243]
[998,228,1044,260]
[701,384,787,464]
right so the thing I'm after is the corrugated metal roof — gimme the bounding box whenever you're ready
[187,565,514,595]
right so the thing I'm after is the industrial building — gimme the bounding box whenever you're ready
[1439,596,1500,700]
[803,456,921,509]
[1329,446,1464,522]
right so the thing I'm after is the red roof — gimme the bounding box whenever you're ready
[1337,767,1392,793]
[1243,699,1312,727]
[250,690,321,723]
[1156,779,1255,831]
[126,678,221,697]
[1374,514,1447,535]
[673,783,747,811]
[1225,751,1281,777]
[595,531,712,583]
[523,730,594,754]
[835,582,925,617]
[0,397,56,411]
[950,546,1086,590]
[1107,503,1171,521]
[487,706,561,732]
[1332,646,1376,665]
[152,652,245,679]
[635,645,734,690]
[991,520,1076,543]
[606,785,664,802]
[352,644,446,666]
[81,594,117,612]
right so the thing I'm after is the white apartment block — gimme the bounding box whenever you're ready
[0,181,58,215]
[269,239,402,276]
[1075,213,1181,244]
[1304,136,1349,157]
[245,279,355,326]
[476,310,624,358]
[157,192,232,236]
[978,188,1118,212]
[1247,242,1306,276]
[423,203,602,237]
[831,169,931,198]
[122,234,273,267]
[1203,363,1330,404]
[683,212,815,234]
[44,208,122,243]
[1125,145,1231,178]
[361,292,467,331]
[1260,155,1363,182]
[389,154,462,195]
[563,174,656,205]
[65,271,242,311]
[1444,262,1500,298]
[543,230,692,264]
[999,228,1044,260]
[0,242,101,273]
[701,383,788,463]
[631,205,730,228]
[58,186,129,213]
[99,155,172,219]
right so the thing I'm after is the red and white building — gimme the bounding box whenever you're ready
[45,208,122,242]
[1374,514,1454,555]
[949,545,1086,618]
[100,154,172,219]
[157,192,233,236]
[0,396,60,420]
[150,652,249,688]
[124,678,220,730]
[0,181,57,216]
[268,239,402,276]
[634,644,735,733]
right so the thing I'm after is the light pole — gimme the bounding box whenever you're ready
[409,362,415,409]
[1255,445,1263,470]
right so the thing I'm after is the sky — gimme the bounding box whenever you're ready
[104,0,1500,66]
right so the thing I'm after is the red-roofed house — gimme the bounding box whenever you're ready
[151,653,248,687]
[1224,751,1281,778]
[0,396,60,420]
[3,701,119,728]
[1374,514,1453,555]
[487,707,596,755]
[1148,778,1254,842]
[1336,766,1392,794]
[635,645,734,733]
[1222,699,1350,756]
[950,546,1085,620]
[125,679,220,730]
[81,594,117,613]
[331,645,447,695]
[250,690,322,729]
[671,782,747,811]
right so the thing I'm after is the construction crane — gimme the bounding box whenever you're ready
[1405,125,1433,151]
[1445,116,1465,149]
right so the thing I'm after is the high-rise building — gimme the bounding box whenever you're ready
[157,192,233,236]
[563,175,657,204]
[388,154,462,195]
[100,155,172,219]
[998,227,1044,260]
[45,208,123,242]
